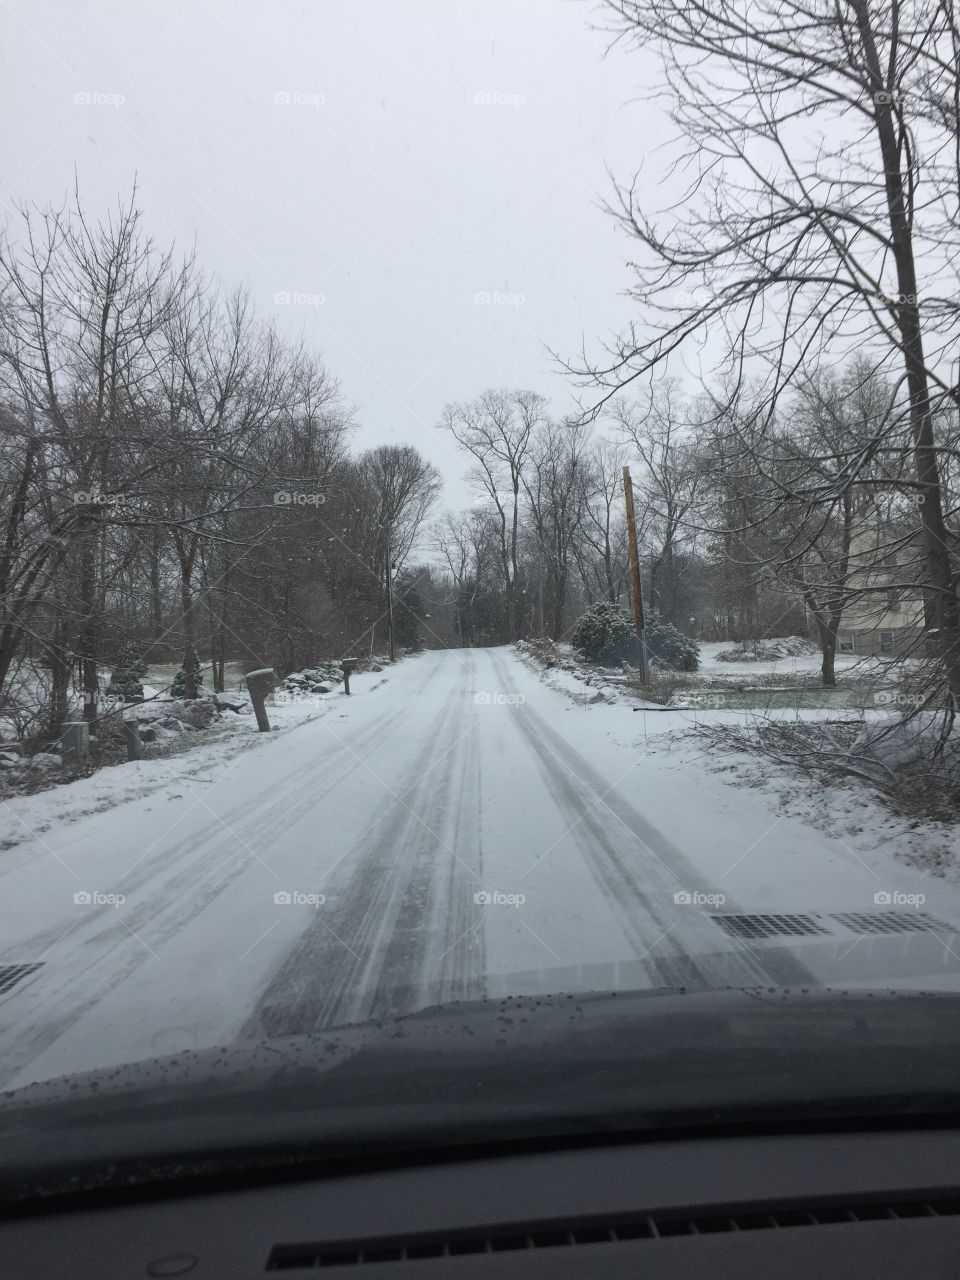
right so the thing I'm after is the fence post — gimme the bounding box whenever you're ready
[59,721,89,767]
[122,719,143,761]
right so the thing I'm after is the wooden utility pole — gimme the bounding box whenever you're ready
[385,520,396,663]
[622,466,649,683]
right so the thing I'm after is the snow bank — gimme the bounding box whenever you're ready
[715,636,819,662]
[851,711,960,777]
[514,639,649,706]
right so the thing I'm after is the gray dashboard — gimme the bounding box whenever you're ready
[6,1129,960,1278]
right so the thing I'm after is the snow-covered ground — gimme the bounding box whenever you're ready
[1,646,959,1091]
[698,639,881,680]
[0,678,348,851]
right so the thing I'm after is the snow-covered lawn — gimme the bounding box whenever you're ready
[698,638,898,682]
[524,636,916,717]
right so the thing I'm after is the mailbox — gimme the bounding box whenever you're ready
[341,657,358,695]
[245,668,276,731]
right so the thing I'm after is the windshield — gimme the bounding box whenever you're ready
[3,0,960,1179]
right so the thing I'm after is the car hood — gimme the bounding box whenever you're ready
[3,985,960,1202]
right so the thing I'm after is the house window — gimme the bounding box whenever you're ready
[887,587,900,611]
[838,631,856,653]
[882,550,897,568]
[879,629,897,652]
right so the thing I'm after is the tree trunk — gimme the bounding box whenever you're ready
[77,511,101,726]
[218,622,226,691]
[150,524,163,640]
[209,613,220,693]
[552,570,566,639]
[852,0,960,704]
[181,567,198,699]
[46,621,71,740]
[815,618,837,688]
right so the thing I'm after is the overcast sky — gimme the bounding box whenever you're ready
[4,0,667,508]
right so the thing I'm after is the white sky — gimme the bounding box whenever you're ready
[3,0,668,509]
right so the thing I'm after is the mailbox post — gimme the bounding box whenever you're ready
[122,719,143,761]
[341,657,358,695]
[245,668,276,731]
[60,721,90,767]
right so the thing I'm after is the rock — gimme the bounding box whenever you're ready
[165,698,218,729]
[371,664,383,672]
[157,716,192,734]
[26,752,62,772]
[309,684,331,694]
[214,693,247,712]
[146,723,184,745]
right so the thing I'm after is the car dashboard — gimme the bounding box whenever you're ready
[6,1126,960,1278]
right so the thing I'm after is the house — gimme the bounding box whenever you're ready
[808,526,927,658]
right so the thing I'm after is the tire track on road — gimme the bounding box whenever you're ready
[0,676,430,1088]
[367,699,485,1020]
[0,699,413,969]
[491,651,816,990]
[242,671,485,1037]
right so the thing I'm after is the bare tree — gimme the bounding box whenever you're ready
[0,187,188,724]
[522,418,591,638]
[576,436,630,605]
[440,389,546,639]
[614,381,703,626]
[579,0,960,702]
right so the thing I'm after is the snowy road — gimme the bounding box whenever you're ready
[2,646,959,1089]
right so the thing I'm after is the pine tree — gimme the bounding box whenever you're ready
[171,652,204,699]
[110,644,148,701]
